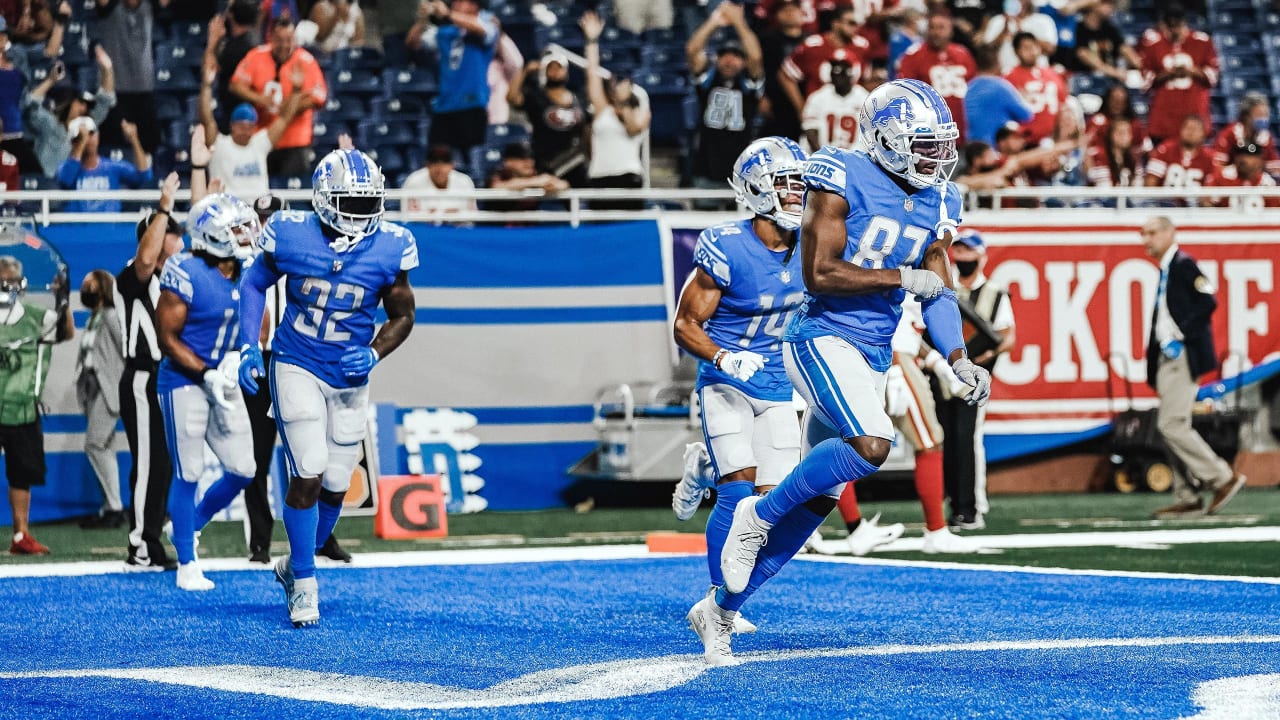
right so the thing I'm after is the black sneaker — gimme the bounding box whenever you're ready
[249,548,272,564]
[124,549,178,572]
[316,535,352,563]
[948,513,986,531]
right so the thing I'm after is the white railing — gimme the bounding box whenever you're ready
[8,186,1280,227]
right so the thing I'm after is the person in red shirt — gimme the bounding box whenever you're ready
[1087,83,1149,152]
[1210,92,1280,177]
[1003,31,1066,146]
[1139,6,1218,145]
[1203,142,1280,208]
[896,11,976,143]
[1085,118,1142,188]
[755,0,821,35]
[230,16,327,178]
[778,5,868,119]
[1146,114,1215,194]
[0,146,16,192]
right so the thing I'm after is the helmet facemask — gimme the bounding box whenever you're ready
[730,137,809,231]
[189,194,262,261]
[317,190,385,244]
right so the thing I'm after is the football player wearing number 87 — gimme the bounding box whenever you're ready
[237,148,418,628]
[714,79,993,657]
[672,136,808,666]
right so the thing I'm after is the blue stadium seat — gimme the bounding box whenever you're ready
[155,67,199,93]
[155,94,183,123]
[485,123,531,147]
[75,65,98,91]
[640,45,684,71]
[369,146,406,176]
[324,95,368,122]
[312,120,348,151]
[599,46,639,71]
[156,43,203,69]
[165,121,194,151]
[467,145,503,185]
[1226,74,1271,95]
[57,35,89,67]
[1216,32,1263,54]
[330,46,385,72]
[536,24,585,52]
[385,68,438,98]
[1069,73,1110,96]
[370,96,428,122]
[329,68,382,96]
[635,70,689,96]
[358,120,417,148]
[172,22,207,50]
[1211,10,1258,30]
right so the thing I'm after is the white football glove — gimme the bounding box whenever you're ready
[951,357,992,407]
[202,368,237,410]
[924,350,970,400]
[884,364,910,418]
[719,350,767,382]
[899,268,944,299]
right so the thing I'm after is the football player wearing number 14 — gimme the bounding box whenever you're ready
[711,79,993,664]
[672,137,807,666]
[237,149,418,628]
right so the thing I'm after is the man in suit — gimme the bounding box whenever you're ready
[76,270,126,529]
[1141,216,1246,517]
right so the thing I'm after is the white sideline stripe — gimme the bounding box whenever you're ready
[413,286,662,309]
[1,636,1278,711]
[806,525,1280,554]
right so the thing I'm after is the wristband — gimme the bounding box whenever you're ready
[155,208,171,217]
[712,348,728,368]
[192,165,207,171]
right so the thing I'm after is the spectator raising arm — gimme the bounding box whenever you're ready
[685,3,723,76]
[121,121,150,176]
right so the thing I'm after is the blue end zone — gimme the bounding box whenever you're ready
[1,557,1278,719]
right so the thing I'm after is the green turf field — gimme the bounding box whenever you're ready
[5,490,1279,577]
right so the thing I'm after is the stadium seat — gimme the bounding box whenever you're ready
[1069,73,1110,97]
[485,123,531,147]
[155,94,183,123]
[1216,32,1263,54]
[358,120,417,149]
[269,175,308,190]
[324,95,368,122]
[155,66,199,93]
[536,24,585,53]
[370,96,428,123]
[385,68,438,99]
[329,68,382,96]
[369,146,406,176]
[165,121,194,151]
[172,22,207,50]
[640,45,684,71]
[467,145,503,184]
[1211,10,1258,30]
[312,120,348,150]
[156,43,203,69]
[330,46,385,72]
[1226,74,1270,95]
[57,35,89,67]
[635,70,689,96]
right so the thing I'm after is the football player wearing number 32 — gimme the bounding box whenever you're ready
[672,136,807,666]
[237,149,417,628]
[710,79,992,664]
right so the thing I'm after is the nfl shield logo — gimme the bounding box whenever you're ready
[780,270,792,283]
[904,198,914,211]
[332,260,344,273]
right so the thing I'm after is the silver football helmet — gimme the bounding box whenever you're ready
[729,136,808,230]
[187,193,261,261]
[859,78,959,189]
[312,148,385,247]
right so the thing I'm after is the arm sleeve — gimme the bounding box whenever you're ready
[1004,83,1034,123]
[692,228,732,289]
[55,158,81,188]
[920,288,965,359]
[238,252,282,349]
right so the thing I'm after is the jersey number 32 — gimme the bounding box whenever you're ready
[293,278,365,342]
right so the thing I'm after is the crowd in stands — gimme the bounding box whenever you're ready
[0,0,1277,213]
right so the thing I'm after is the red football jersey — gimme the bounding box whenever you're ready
[1140,28,1219,142]
[1004,64,1068,146]
[782,33,870,96]
[895,42,977,142]
[1211,123,1280,176]
[1204,164,1280,207]
[0,151,16,193]
[1085,144,1142,187]
[1145,139,1216,188]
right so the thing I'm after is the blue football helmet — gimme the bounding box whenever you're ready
[859,78,959,189]
[312,148,385,247]
[187,193,261,261]
[729,136,808,230]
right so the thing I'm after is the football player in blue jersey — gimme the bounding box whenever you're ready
[237,148,418,627]
[708,79,993,663]
[672,136,808,665]
[154,193,263,592]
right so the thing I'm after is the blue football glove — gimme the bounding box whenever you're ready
[238,345,266,394]
[340,346,379,378]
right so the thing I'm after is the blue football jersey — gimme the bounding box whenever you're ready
[156,252,242,392]
[250,211,419,388]
[785,147,963,372]
[694,219,805,402]
[433,11,499,114]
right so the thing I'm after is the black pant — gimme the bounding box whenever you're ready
[588,173,645,210]
[268,147,314,178]
[119,367,173,563]
[932,385,980,520]
[428,107,488,157]
[242,354,277,556]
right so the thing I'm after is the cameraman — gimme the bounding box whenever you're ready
[0,255,73,554]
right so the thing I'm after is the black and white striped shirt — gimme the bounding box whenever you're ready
[114,262,161,372]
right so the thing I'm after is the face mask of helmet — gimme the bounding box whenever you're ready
[907,135,959,186]
[326,194,384,241]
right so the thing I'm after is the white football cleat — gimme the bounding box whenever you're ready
[686,590,740,666]
[672,443,713,521]
[720,495,771,594]
[922,526,981,554]
[733,614,758,634]
[176,562,214,591]
[274,556,320,628]
[845,513,905,556]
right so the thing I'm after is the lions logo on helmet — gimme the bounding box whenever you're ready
[859,79,959,189]
[187,193,261,261]
[312,148,386,250]
[729,136,808,231]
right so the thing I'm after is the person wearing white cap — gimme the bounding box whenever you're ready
[507,44,588,187]
[56,114,152,213]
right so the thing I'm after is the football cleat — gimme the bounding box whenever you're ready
[672,443,713,521]
[845,513,905,556]
[720,495,771,594]
[176,562,214,591]
[922,526,981,554]
[686,589,740,666]
[275,556,319,627]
